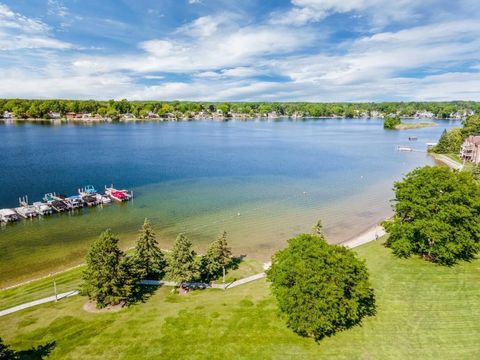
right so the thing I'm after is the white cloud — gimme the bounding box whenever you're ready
[73,20,314,74]
[0,3,71,50]
[177,15,222,38]
[270,0,429,27]
[2,2,480,102]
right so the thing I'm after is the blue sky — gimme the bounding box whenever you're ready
[1,0,480,101]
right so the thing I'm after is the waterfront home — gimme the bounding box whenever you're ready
[2,111,12,119]
[460,135,480,164]
[66,112,76,119]
[48,111,61,119]
[147,111,159,119]
[267,111,279,119]
[415,110,435,118]
[122,113,136,120]
[450,110,474,119]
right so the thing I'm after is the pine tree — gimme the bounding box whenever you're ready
[167,233,198,284]
[201,231,232,282]
[133,218,167,279]
[82,229,130,308]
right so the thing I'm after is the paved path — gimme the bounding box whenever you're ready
[0,223,384,317]
[341,225,385,249]
[432,154,463,170]
[0,290,78,317]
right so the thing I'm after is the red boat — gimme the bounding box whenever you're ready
[104,185,133,202]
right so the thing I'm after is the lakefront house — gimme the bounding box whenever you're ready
[460,135,480,164]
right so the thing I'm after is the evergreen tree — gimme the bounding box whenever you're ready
[167,233,198,284]
[431,128,463,154]
[312,219,324,236]
[201,231,232,282]
[82,229,132,308]
[133,218,167,279]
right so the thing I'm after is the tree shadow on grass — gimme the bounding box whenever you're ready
[130,284,160,305]
[17,341,56,360]
[227,254,246,271]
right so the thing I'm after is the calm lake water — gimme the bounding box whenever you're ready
[0,118,459,286]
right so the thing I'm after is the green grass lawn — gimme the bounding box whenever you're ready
[0,258,264,312]
[0,266,85,311]
[1,240,479,359]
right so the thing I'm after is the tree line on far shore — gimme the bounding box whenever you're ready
[82,219,233,308]
[1,98,478,120]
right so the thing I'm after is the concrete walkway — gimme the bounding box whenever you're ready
[432,154,463,170]
[139,272,267,290]
[0,290,78,317]
[0,223,384,317]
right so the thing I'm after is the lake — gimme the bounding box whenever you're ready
[0,118,459,286]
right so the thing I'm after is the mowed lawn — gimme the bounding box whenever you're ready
[1,240,479,359]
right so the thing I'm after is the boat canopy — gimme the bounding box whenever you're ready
[84,185,97,194]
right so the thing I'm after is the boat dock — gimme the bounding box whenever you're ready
[0,184,132,224]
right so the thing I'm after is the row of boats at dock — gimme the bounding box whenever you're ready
[0,185,133,223]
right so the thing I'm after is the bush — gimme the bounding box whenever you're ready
[267,234,375,341]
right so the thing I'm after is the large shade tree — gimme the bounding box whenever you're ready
[133,218,167,280]
[267,233,375,341]
[383,166,480,265]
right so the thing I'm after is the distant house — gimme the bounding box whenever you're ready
[267,111,279,119]
[65,112,76,119]
[147,111,159,119]
[460,135,480,164]
[2,111,12,119]
[48,111,61,119]
[415,110,435,118]
[122,113,135,120]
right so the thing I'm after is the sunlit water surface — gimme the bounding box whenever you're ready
[0,118,459,286]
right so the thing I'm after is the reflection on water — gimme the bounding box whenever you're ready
[0,118,460,286]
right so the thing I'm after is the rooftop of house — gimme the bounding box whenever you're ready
[464,135,480,145]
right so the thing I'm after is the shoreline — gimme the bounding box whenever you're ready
[340,223,386,248]
[430,153,463,170]
[0,220,387,291]
[0,116,463,124]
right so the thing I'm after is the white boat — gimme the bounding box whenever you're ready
[0,209,20,223]
[15,196,38,219]
[66,195,85,209]
[33,202,53,215]
[96,194,112,204]
[397,146,413,152]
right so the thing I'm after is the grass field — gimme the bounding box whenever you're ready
[1,240,479,359]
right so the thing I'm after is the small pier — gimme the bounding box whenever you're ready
[0,184,132,225]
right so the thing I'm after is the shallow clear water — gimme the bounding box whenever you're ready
[0,118,459,285]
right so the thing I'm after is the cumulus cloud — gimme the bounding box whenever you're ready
[1,0,480,101]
